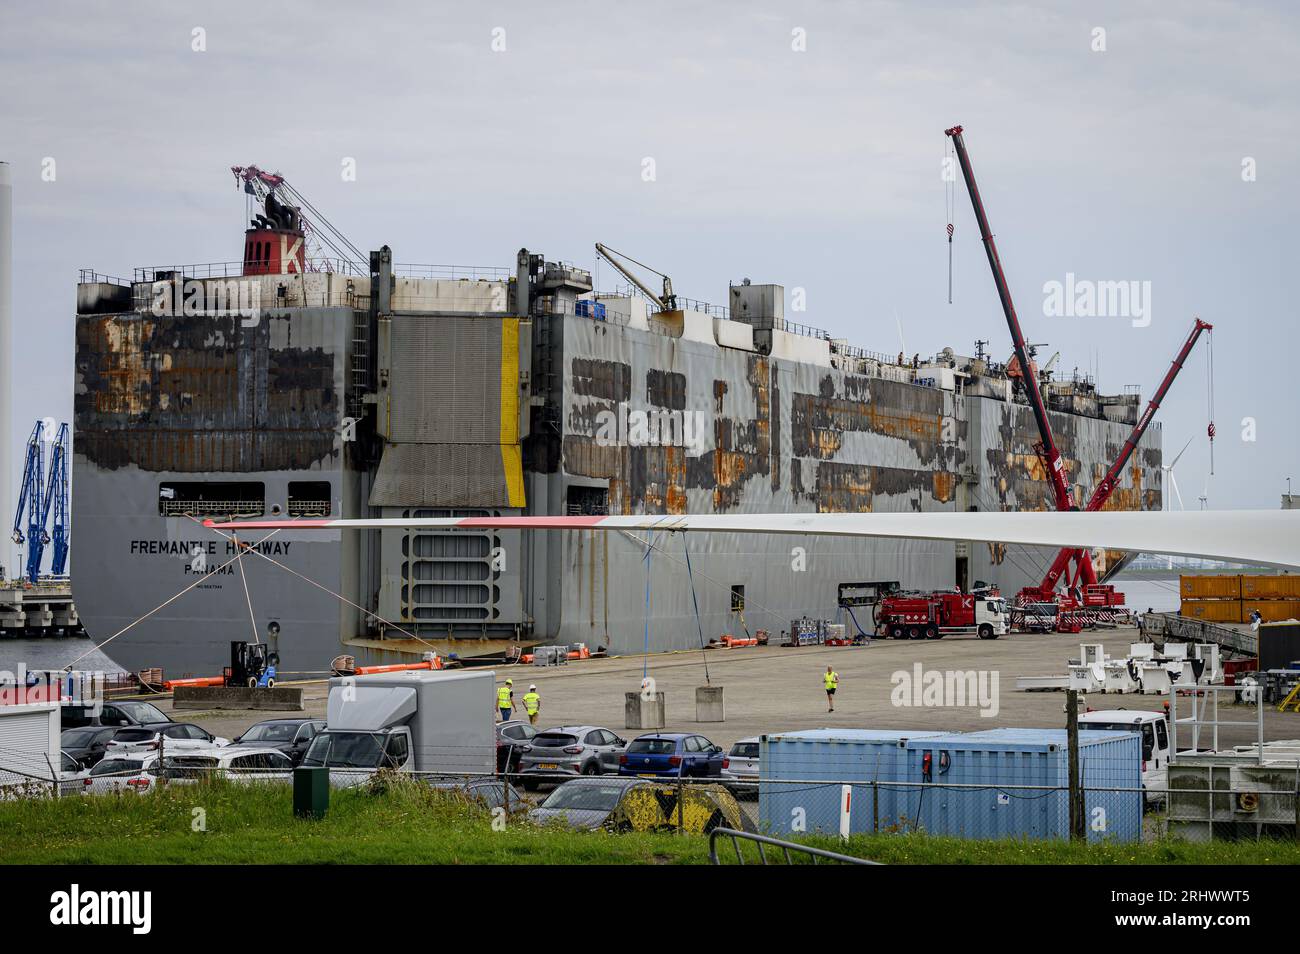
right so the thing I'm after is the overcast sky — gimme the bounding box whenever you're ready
[1,0,1296,571]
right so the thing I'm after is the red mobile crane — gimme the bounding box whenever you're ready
[945,125,1214,631]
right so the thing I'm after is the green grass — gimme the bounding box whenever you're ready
[3,779,1298,865]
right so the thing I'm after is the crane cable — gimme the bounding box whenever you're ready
[1206,328,1216,476]
[945,137,956,304]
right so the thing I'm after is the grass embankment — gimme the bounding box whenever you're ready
[3,780,1298,865]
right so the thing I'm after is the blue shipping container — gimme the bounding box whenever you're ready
[759,727,1142,843]
[759,729,947,836]
[903,729,1142,843]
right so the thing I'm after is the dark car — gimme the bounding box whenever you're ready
[425,777,524,812]
[228,719,326,765]
[617,733,727,778]
[62,699,173,729]
[496,720,537,773]
[60,726,120,768]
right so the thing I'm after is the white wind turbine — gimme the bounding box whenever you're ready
[1162,435,1194,569]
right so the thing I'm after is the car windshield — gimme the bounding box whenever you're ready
[532,734,578,748]
[730,742,759,759]
[62,728,100,746]
[540,783,629,812]
[91,759,144,777]
[240,723,297,743]
[302,731,386,769]
[113,729,157,742]
[115,702,169,723]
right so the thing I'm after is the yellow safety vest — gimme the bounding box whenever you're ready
[824,671,838,690]
[523,692,540,714]
[497,686,512,708]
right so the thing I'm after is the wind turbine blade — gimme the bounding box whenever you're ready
[1169,435,1195,471]
[1170,471,1184,511]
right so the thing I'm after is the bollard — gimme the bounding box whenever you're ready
[695,685,725,722]
[293,766,329,820]
[625,691,666,729]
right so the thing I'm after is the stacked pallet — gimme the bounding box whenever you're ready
[1180,574,1300,623]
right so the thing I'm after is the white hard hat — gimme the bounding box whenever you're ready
[529,684,537,690]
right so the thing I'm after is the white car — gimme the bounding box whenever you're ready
[105,722,229,756]
[160,748,295,786]
[80,754,162,795]
[58,751,91,797]
[721,737,760,794]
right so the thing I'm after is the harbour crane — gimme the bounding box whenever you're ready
[594,243,677,312]
[10,421,47,584]
[42,423,70,577]
[231,165,366,270]
[944,125,1075,515]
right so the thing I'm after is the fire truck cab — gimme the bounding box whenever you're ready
[876,588,1009,640]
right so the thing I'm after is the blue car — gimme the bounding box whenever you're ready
[617,732,727,778]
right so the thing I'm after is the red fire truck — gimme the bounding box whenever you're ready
[875,587,1010,640]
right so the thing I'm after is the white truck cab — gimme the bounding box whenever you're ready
[302,670,495,788]
[1078,709,1170,806]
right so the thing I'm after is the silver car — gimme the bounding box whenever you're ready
[721,736,759,794]
[517,725,628,788]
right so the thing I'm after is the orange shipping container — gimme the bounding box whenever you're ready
[1180,599,1244,624]
[1242,599,1300,624]
[1241,575,1300,599]
[1179,575,1241,600]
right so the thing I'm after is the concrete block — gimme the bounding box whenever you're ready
[624,691,666,729]
[172,686,304,711]
[695,685,725,722]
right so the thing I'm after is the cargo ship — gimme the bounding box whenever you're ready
[71,186,1161,676]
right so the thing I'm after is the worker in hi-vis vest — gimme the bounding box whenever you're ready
[523,685,541,725]
[497,678,515,722]
[824,666,839,712]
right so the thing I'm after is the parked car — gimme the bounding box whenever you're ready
[228,719,326,765]
[721,736,760,794]
[60,726,120,768]
[496,720,537,773]
[425,776,524,811]
[81,755,161,795]
[63,700,172,729]
[617,732,726,778]
[105,722,228,756]
[58,751,90,796]
[528,776,748,833]
[160,748,295,786]
[517,725,628,787]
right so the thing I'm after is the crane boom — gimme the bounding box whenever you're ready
[1037,318,1213,594]
[594,243,676,311]
[10,421,48,584]
[945,125,1074,513]
[43,423,70,576]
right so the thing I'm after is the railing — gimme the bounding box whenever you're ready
[159,500,264,518]
[288,500,332,518]
[78,269,131,286]
[393,264,512,281]
[708,828,881,865]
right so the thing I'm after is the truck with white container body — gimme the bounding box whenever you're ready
[302,670,496,787]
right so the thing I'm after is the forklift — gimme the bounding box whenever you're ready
[225,639,279,689]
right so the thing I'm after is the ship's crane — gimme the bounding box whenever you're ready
[10,421,47,585]
[594,243,677,312]
[945,125,1075,514]
[42,423,70,577]
[1034,318,1213,599]
[231,165,365,270]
